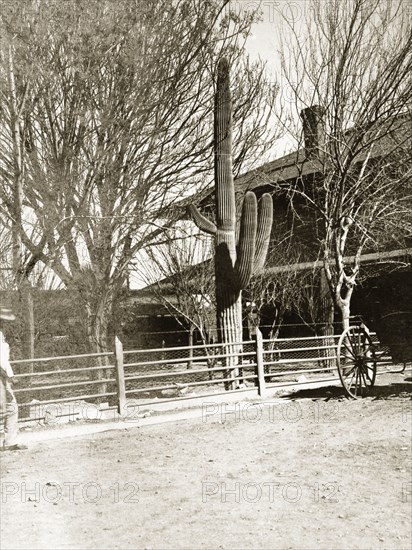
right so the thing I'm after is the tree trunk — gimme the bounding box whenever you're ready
[20,279,34,371]
[83,288,115,398]
[339,299,351,332]
[267,309,284,378]
[318,269,335,370]
[187,323,194,369]
[7,45,34,370]
[90,314,109,399]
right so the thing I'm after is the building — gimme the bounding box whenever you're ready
[155,106,412,338]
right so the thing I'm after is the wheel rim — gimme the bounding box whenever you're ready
[337,326,377,398]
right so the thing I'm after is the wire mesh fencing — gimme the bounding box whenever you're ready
[122,340,257,402]
[262,334,340,381]
[12,351,117,423]
[9,329,395,426]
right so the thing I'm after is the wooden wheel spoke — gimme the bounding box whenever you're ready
[343,340,357,360]
[360,369,370,389]
[347,333,358,357]
[346,369,356,391]
[343,361,356,378]
[351,370,358,396]
[355,368,362,395]
[337,326,377,399]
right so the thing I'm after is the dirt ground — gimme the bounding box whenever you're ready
[1,373,411,550]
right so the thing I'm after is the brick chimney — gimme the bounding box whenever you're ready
[300,105,325,160]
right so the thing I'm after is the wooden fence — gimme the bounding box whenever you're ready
[10,330,389,425]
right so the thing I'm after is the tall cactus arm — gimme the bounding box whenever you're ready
[187,204,217,236]
[215,57,235,232]
[253,193,273,275]
[235,191,257,289]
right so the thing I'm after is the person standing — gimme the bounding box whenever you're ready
[0,307,26,451]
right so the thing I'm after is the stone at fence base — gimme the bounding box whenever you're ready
[27,399,95,425]
[138,409,153,418]
[161,389,179,397]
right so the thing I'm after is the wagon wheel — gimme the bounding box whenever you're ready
[337,325,377,398]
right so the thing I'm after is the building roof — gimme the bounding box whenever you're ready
[140,111,411,298]
[191,111,411,206]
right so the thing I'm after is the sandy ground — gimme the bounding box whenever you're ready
[0,373,411,550]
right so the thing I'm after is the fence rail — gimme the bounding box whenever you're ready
[9,330,393,425]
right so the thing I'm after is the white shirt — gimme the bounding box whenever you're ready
[0,330,14,379]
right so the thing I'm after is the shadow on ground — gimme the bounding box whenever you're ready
[281,385,346,401]
[283,378,412,401]
[370,381,412,400]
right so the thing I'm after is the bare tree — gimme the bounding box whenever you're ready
[247,238,304,337]
[0,0,278,356]
[0,40,39,364]
[0,227,13,290]
[248,236,334,341]
[278,0,412,329]
[137,226,217,369]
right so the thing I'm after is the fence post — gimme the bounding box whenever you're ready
[187,324,194,369]
[114,336,126,416]
[254,328,266,398]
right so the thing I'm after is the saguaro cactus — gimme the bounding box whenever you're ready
[189,58,273,385]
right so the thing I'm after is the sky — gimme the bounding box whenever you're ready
[241,0,311,156]
[240,0,310,73]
